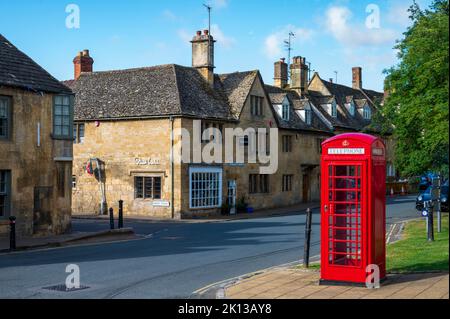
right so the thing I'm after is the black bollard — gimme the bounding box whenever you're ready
[9,216,16,251]
[427,207,434,242]
[303,208,313,268]
[118,200,124,229]
[109,208,115,230]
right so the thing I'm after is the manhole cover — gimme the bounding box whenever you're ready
[42,284,90,292]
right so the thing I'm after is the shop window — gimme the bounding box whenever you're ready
[189,167,222,208]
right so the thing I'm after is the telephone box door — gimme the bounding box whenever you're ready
[322,161,367,282]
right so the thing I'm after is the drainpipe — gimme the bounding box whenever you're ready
[170,116,175,219]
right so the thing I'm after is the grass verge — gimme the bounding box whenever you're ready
[387,213,449,273]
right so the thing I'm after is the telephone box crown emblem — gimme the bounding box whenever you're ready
[342,140,350,147]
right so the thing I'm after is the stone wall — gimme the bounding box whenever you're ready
[72,118,182,218]
[0,87,72,237]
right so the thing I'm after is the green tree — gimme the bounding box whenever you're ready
[381,0,449,177]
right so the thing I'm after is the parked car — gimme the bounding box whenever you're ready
[418,176,431,193]
[416,184,449,212]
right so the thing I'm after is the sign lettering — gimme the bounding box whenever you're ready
[328,148,365,155]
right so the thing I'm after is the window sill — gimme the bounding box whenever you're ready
[51,134,73,141]
[189,206,221,210]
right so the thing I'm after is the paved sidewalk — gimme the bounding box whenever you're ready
[225,268,449,299]
[0,228,136,253]
[73,201,321,223]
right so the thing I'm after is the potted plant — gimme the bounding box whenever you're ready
[236,196,248,214]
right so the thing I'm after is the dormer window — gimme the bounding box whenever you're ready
[363,105,371,120]
[349,102,355,116]
[282,101,290,121]
[305,108,312,125]
[331,101,337,118]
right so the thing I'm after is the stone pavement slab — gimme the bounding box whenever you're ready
[225,268,449,299]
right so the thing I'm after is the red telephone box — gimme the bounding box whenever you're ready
[320,133,386,285]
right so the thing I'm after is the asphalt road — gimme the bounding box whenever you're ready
[0,196,418,299]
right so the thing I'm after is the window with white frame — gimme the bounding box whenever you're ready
[349,103,355,116]
[305,109,312,125]
[189,167,222,208]
[363,105,372,120]
[282,101,290,121]
[331,102,337,118]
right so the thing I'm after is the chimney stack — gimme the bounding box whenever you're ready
[191,29,216,86]
[290,56,309,95]
[73,50,94,80]
[274,58,288,88]
[352,67,362,90]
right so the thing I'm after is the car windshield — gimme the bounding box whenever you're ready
[424,187,432,194]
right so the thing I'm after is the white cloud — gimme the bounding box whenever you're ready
[177,25,235,49]
[325,6,397,47]
[177,29,192,45]
[263,25,314,60]
[162,9,177,21]
[212,0,228,9]
[387,3,412,28]
[211,24,236,49]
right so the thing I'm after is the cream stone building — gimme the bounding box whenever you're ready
[0,34,73,236]
[67,29,389,219]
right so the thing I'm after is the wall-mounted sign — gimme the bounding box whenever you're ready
[152,200,170,207]
[328,148,365,155]
[135,158,161,166]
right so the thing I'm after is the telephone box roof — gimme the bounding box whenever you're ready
[322,133,379,146]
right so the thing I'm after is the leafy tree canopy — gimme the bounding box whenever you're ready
[381,0,449,177]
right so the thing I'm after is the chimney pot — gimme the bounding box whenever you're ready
[196,30,202,36]
[204,29,209,35]
[73,49,94,80]
[280,58,285,63]
[329,78,333,83]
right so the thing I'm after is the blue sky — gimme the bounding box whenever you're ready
[0,0,432,91]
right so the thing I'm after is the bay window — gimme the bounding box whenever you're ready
[53,95,73,139]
